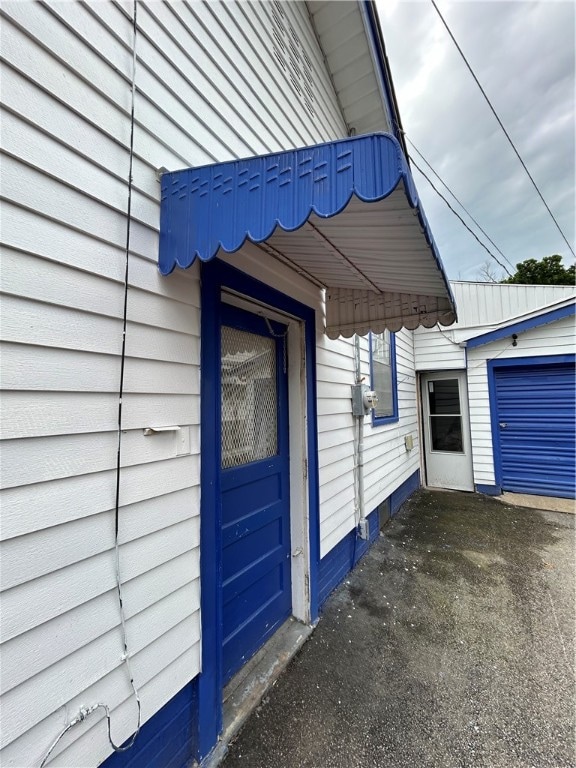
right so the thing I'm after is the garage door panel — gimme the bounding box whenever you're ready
[494,362,575,499]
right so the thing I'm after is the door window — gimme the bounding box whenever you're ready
[428,378,463,452]
[221,325,278,468]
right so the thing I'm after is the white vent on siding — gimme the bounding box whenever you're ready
[273,28,287,53]
[288,39,300,61]
[274,48,287,71]
[271,3,286,31]
[270,6,316,117]
[290,74,303,96]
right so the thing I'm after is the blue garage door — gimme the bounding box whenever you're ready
[494,362,576,498]
[220,305,291,684]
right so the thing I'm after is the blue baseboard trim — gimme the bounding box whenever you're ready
[318,470,420,608]
[390,469,420,516]
[476,484,501,496]
[318,509,379,608]
[101,680,198,768]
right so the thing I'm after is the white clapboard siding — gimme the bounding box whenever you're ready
[1,516,200,643]
[1,565,200,695]
[53,647,200,768]
[1,456,200,541]
[1,391,198,439]
[0,0,348,764]
[1,296,199,364]
[362,330,420,525]
[1,491,198,590]
[316,330,357,557]
[0,203,200,301]
[1,249,200,334]
[0,345,198,396]
[0,22,130,145]
[1,584,199,749]
[466,314,575,485]
[414,324,466,370]
[1,429,199,488]
[0,1,426,764]
[1,632,200,768]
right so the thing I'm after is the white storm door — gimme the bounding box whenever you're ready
[421,371,474,492]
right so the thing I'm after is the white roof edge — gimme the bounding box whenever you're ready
[461,295,576,342]
[450,280,576,288]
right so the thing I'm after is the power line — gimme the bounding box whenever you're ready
[410,157,513,277]
[430,0,575,259]
[407,139,516,272]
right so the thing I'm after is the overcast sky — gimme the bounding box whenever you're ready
[376,0,575,281]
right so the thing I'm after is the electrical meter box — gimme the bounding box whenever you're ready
[351,384,378,416]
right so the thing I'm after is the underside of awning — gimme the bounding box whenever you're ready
[159,133,456,336]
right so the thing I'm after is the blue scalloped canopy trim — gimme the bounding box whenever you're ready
[159,133,424,276]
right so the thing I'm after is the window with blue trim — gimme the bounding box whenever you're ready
[370,331,398,424]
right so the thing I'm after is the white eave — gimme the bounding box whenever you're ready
[307,0,394,136]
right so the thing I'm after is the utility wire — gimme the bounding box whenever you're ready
[430,0,575,259]
[407,138,515,272]
[410,157,513,277]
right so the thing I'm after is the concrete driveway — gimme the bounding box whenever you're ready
[221,489,575,768]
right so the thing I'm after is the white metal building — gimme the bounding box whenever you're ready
[415,282,575,499]
[0,2,455,767]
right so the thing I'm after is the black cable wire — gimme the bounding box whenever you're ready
[407,139,515,272]
[111,0,142,751]
[430,0,575,259]
[39,5,141,766]
[410,157,513,277]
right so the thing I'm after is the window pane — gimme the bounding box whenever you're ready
[373,360,393,417]
[430,415,463,452]
[221,326,277,468]
[371,331,394,418]
[428,379,460,415]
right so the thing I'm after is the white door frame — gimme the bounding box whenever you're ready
[420,370,474,492]
[222,290,311,622]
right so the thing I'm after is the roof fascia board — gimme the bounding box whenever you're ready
[358,1,408,155]
[466,301,575,349]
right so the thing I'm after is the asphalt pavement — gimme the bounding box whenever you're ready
[221,488,575,768]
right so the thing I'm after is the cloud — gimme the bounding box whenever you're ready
[377,0,575,279]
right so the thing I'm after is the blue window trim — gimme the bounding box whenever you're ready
[369,331,399,426]
[467,302,575,349]
[487,353,576,491]
[199,258,320,760]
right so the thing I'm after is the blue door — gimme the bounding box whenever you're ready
[494,361,576,498]
[220,304,291,683]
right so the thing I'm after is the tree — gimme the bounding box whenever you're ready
[502,254,575,285]
[476,260,504,283]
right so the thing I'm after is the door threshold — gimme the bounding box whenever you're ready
[202,617,313,767]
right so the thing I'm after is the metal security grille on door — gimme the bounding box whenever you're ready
[221,326,278,469]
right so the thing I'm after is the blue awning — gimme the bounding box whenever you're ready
[159,133,456,336]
